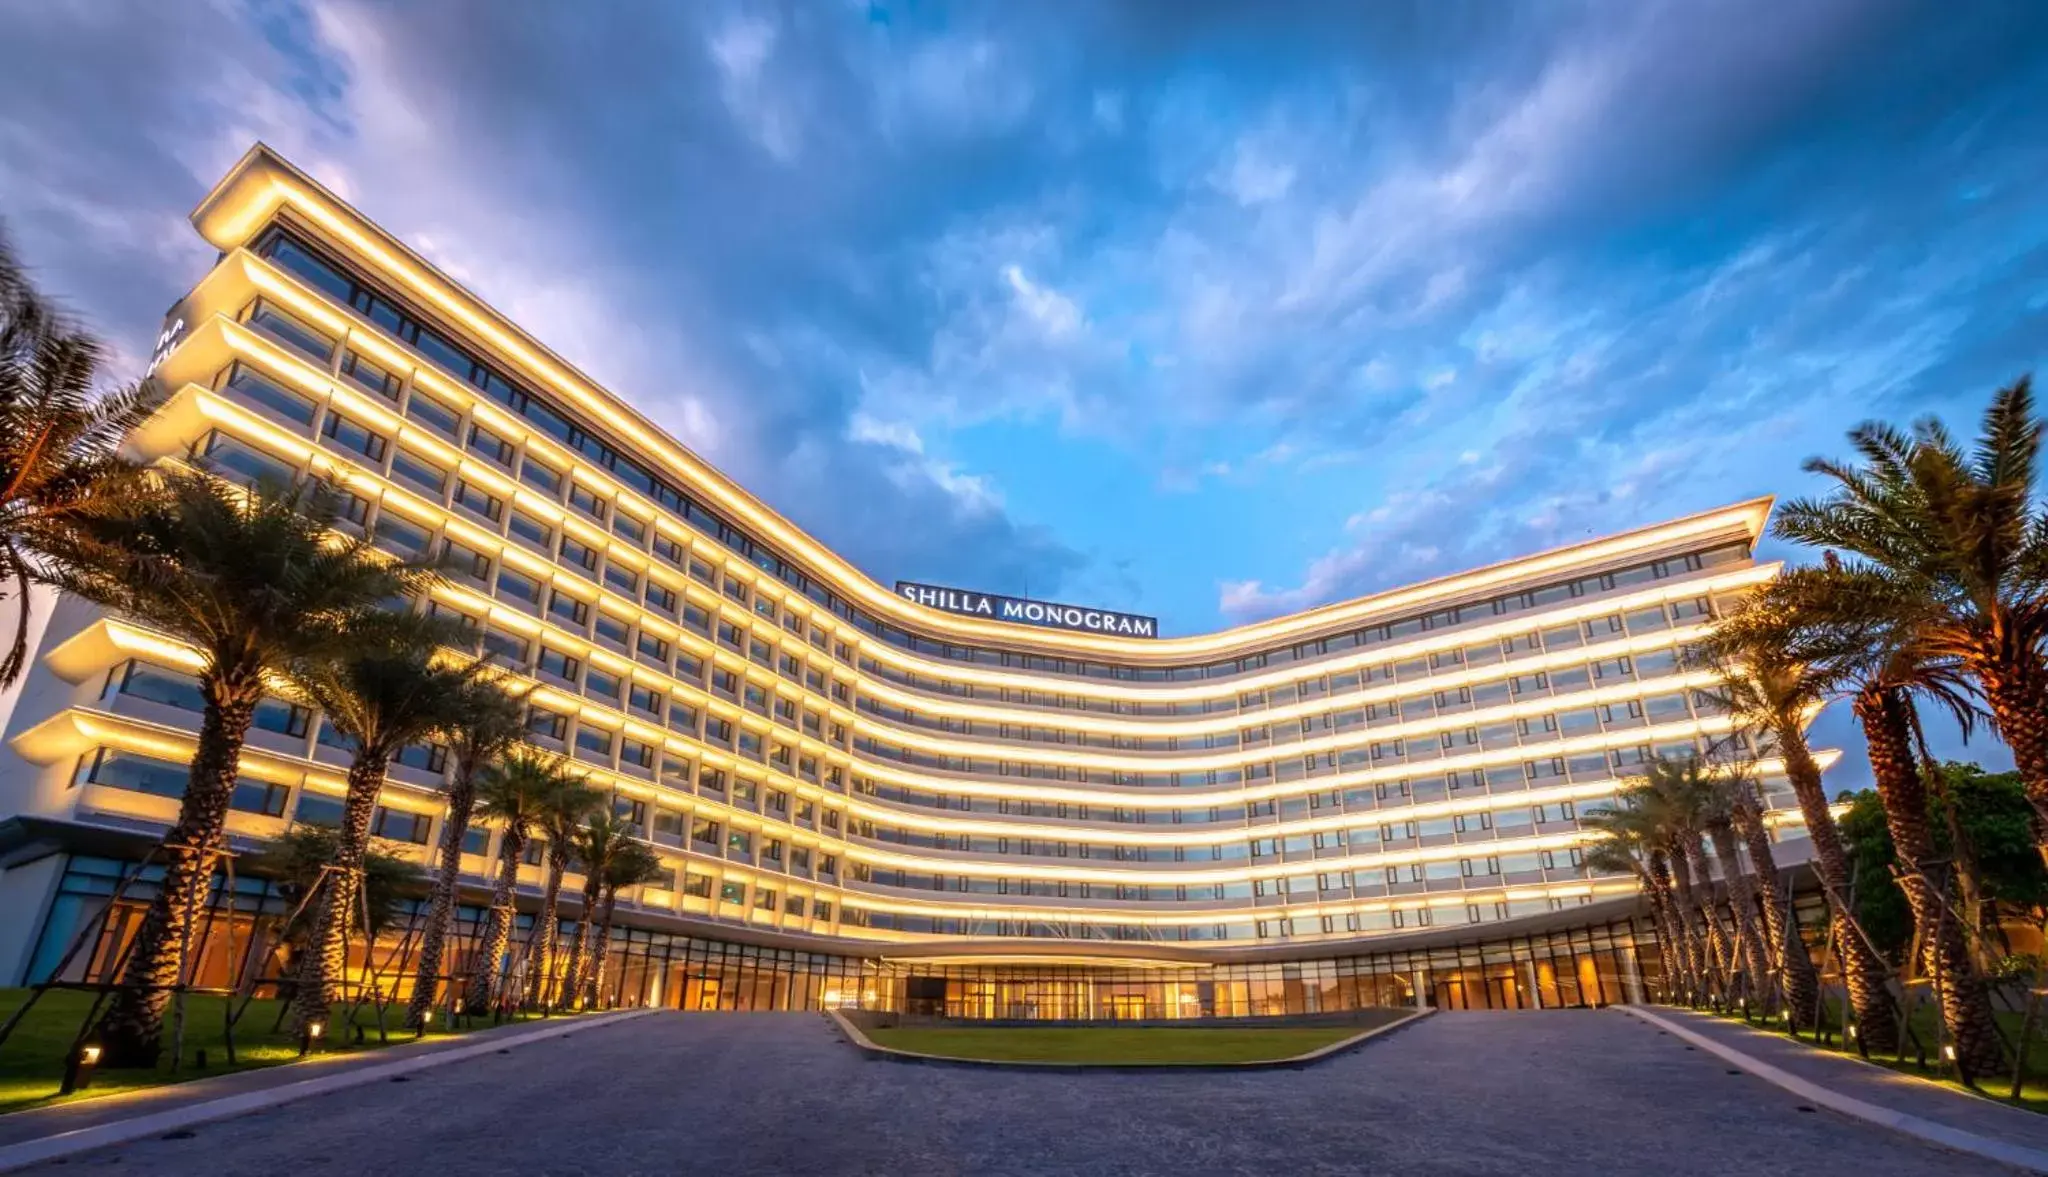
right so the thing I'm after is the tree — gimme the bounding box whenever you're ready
[403,674,527,1031]
[1713,749,1822,1030]
[1583,805,1696,1003]
[464,745,577,1012]
[1776,379,2048,853]
[37,471,436,1066]
[1762,565,2009,1082]
[521,775,602,1011]
[1699,601,1901,1049]
[249,826,424,958]
[581,840,663,1009]
[558,809,638,1010]
[282,624,485,1033]
[1682,757,1777,1013]
[0,230,162,686]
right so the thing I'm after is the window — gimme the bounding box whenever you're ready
[372,807,432,844]
[372,512,432,558]
[509,512,554,550]
[440,538,492,585]
[690,817,721,844]
[202,432,294,487]
[526,706,569,742]
[636,632,670,667]
[340,350,401,400]
[559,536,598,572]
[604,563,640,596]
[569,484,607,522]
[574,726,614,761]
[594,612,630,650]
[520,456,563,496]
[221,362,317,425]
[260,234,354,301]
[295,793,347,827]
[629,684,663,719]
[483,626,531,665]
[403,391,460,439]
[389,448,447,497]
[244,298,334,362]
[467,424,514,467]
[726,828,752,856]
[537,647,581,682]
[586,666,622,701]
[452,479,502,523]
[549,590,590,628]
[613,512,646,544]
[81,749,187,798]
[720,881,744,906]
[231,778,291,817]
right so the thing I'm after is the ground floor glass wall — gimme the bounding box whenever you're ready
[23,854,1664,1019]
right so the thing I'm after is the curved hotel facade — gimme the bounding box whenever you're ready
[0,146,1826,1018]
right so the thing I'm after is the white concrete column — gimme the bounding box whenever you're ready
[1412,967,1429,1009]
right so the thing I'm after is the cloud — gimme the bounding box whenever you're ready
[1,0,2044,656]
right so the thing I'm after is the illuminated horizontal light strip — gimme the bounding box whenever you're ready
[45,613,1826,866]
[827,878,1644,931]
[851,563,1775,704]
[23,709,823,901]
[197,280,1760,731]
[169,382,847,744]
[155,378,1738,793]
[855,668,1728,774]
[189,147,1773,662]
[837,747,1839,851]
[845,712,1745,810]
[22,667,1837,887]
[850,608,1755,734]
[24,695,1826,933]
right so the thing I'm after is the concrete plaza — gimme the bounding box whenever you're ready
[12,1010,2021,1176]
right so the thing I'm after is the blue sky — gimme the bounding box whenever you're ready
[2,1,2045,779]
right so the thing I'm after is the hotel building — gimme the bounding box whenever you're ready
[0,146,1825,1019]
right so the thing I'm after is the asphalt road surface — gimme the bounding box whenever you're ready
[23,1010,2022,1176]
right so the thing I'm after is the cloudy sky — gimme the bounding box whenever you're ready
[3,1,2045,776]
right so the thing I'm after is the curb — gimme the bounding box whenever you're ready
[0,1008,656,1173]
[1621,1006,2048,1175]
[827,1007,1435,1073]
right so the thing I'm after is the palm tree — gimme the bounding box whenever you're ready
[36,471,436,1066]
[249,826,425,959]
[521,776,602,1011]
[1684,756,1777,1013]
[1700,602,1902,1051]
[0,233,162,687]
[558,810,638,1010]
[1776,379,2048,851]
[282,626,485,1033]
[1710,744,1823,1031]
[581,840,664,1009]
[464,746,576,1012]
[1766,565,2009,1082]
[402,675,527,1031]
[1583,807,1695,1003]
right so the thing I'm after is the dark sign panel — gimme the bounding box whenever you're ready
[895,581,1159,638]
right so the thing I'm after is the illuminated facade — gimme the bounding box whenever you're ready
[0,146,1827,1015]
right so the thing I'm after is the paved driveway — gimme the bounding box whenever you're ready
[23,1010,2022,1176]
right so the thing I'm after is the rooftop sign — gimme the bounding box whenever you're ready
[895,582,1159,638]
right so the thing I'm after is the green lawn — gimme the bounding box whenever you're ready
[0,987,489,1115]
[863,1023,1381,1065]
[1711,1000,2048,1114]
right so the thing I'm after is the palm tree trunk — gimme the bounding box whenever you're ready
[467,832,524,1012]
[1681,837,1740,1000]
[1665,849,1721,1003]
[586,890,620,1008]
[1776,715,1901,1052]
[96,677,261,1067]
[522,850,568,1008]
[1973,650,2048,857]
[404,768,478,1031]
[1708,821,1773,1010]
[1855,684,2007,1082]
[1644,855,1697,1002]
[293,749,390,1032]
[1733,788,1821,1029]
[559,883,599,1010]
